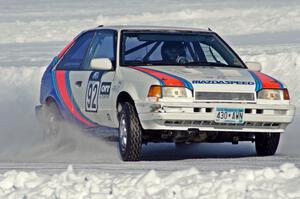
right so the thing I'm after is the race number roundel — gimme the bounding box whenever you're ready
[85,72,101,112]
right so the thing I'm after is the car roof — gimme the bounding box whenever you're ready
[90,25,211,32]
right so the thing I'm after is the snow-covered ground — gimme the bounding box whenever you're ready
[0,0,300,198]
[2,0,300,43]
[0,163,300,198]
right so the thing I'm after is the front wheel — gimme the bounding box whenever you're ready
[255,133,280,156]
[118,102,142,161]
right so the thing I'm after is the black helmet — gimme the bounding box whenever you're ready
[161,41,186,62]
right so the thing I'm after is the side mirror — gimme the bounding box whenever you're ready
[90,58,113,70]
[245,61,262,72]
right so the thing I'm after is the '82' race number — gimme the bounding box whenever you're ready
[85,80,100,112]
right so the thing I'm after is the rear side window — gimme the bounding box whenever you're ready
[56,31,94,70]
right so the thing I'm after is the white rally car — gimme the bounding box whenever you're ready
[36,25,295,161]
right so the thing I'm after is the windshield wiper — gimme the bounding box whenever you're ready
[125,60,154,66]
[185,62,243,68]
[124,61,243,68]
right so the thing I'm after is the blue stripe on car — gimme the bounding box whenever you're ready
[248,71,262,91]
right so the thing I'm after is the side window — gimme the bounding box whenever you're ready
[83,30,116,69]
[56,31,94,70]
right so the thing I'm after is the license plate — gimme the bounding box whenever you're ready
[215,108,245,124]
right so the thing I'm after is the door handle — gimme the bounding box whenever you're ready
[75,81,82,87]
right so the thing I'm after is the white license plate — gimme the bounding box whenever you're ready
[215,108,245,124]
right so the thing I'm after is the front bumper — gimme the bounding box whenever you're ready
[135,101,296,133]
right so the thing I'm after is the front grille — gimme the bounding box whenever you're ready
[195,92,255,102]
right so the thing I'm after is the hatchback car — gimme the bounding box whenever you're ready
[36,25,295,161]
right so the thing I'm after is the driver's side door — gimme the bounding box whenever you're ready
[80,30,117,126]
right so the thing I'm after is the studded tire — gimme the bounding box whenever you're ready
[255,133,280,156]
[118,102,142,161]
[42,102,62,140]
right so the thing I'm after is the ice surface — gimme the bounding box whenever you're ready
[0,0,300,197]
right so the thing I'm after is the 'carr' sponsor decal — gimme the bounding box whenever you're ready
[100,82,111,95]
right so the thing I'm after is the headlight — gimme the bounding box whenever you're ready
[148,85,192,100]
[162,87,192,98]
[257,89,289,100]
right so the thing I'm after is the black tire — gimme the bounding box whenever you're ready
[42,102,62,140]
[118,102,142,161]
[255,133,280,156]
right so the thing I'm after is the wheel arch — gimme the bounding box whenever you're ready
[45,96,56,105]
[44,96,63,118]
[116,91,136,113]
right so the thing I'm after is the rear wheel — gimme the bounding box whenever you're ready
[41,102,62,140]
[255,133,280,156]
[118,102,142,161]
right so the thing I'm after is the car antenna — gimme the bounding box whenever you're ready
[208,27,213,31]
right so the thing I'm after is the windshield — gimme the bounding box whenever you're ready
[121,31,245,68]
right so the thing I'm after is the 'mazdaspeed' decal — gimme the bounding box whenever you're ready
[192,80,255,85]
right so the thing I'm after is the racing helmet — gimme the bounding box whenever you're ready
[161,41,186,62]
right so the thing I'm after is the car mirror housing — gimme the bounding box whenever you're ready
[90,58,113,70]
[245,61,262,72]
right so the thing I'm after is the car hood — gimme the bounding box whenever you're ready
[129,66,250,92]
[128,65,284,93]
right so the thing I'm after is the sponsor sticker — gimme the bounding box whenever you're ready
[192,80,255,85]
[100,82,112,96]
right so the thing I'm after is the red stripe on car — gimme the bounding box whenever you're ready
[55,71,94,127]
[130,66,185,87]
[254,72,281,89]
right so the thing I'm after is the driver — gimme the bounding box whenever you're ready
[161,41,187,64]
